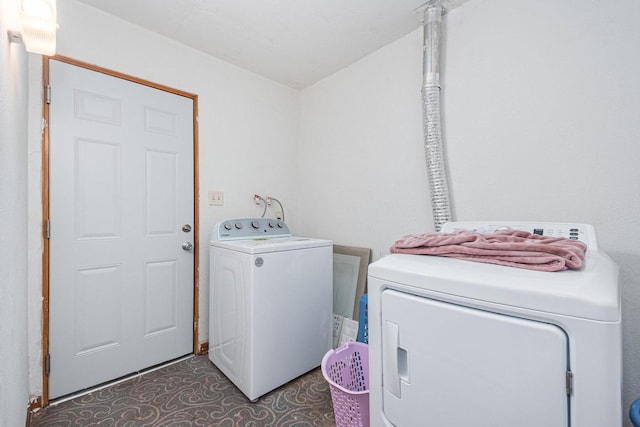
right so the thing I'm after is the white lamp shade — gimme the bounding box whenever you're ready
[20,0,57,56]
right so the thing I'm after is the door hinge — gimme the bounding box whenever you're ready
[45,354,51,376]
[566,370,573,396]
[46,84,51,104]
[45,219,50,239]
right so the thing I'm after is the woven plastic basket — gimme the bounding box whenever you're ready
[321,342,369,427]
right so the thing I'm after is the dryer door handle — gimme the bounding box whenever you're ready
[383,320,401,398]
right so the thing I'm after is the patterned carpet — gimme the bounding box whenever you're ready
[30,355,336,426]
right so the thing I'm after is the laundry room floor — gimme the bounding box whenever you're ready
[29,355,335,426]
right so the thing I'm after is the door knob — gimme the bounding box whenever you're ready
[182,242,193,251]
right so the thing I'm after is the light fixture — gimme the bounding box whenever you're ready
[9,0,57,56]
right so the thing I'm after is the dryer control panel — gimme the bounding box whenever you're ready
[213,217,291,241]
[441,221,598,253]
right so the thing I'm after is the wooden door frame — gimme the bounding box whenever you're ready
[40,55,201,406]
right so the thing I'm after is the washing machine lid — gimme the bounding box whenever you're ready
[213,236,332,254]
[210,217,331,253]
[370,222,620,322]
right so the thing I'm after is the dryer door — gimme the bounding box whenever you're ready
[381,289,569,427]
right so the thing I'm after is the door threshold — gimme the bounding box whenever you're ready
[48,354,194,406]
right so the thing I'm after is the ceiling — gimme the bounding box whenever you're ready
[73,0,451,89]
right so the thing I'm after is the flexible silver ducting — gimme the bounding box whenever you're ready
[422,1,452,231]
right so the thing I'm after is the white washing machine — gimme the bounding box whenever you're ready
[209,217,332,401]
[367,221,621,427]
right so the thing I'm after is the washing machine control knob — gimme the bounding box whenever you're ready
[224,223,232,230]
[234,222,243,229]
[251,221,260,229]
[277,221,284,228]
[268,221,276,228]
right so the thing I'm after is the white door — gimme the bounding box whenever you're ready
[48,60,194,399]
[381,289,569,427]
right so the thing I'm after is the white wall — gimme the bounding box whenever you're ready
[299,0,640,424]
[27,0,300,398]
[299,16,430,256]
[1,0,31,424]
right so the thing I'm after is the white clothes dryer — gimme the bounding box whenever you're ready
[209,217,332,401]
[367,221,621,427]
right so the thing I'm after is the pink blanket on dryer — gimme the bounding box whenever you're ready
[390,230,587,271]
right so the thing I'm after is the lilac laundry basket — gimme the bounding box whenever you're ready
[321,342,370,427]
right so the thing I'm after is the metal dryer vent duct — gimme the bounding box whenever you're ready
[415,0,468,231]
